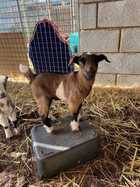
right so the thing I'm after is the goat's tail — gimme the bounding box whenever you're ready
[19,64,36,82]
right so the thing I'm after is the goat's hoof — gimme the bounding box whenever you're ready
[13,128,20,135]
[5,130,14,139]
[70,121,80,132]
[43,125,54,133]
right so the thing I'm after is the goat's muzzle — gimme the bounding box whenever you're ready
[84,71,94,80]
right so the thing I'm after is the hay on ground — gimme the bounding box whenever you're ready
[0,82,140,187]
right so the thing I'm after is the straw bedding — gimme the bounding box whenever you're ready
[0,82,139,187]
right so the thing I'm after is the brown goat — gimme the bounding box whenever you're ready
[19,53,110,133]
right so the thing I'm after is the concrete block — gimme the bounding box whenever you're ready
[80,0,102,2]
[117,74,140,87]
[98,0,140,27]
[79,0,110,3]
[120,28,140,52]
[80,30,119,52]
[95,73,116,86]
[80,4,96,29]
[98,53,140,74]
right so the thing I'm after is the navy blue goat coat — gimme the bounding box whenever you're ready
[29,19,74,74]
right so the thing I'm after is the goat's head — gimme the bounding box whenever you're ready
[0,76,8,99]
[70,52,110,80]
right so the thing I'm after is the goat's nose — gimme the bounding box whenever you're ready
[85,71,93,80]
[0,92,6,99]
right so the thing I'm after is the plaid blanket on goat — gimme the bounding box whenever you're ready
[29,19,74,74]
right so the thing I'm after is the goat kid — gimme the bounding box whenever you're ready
[0,76,19,139]
[19,53,110,133]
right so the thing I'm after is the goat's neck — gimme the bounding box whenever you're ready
[77,69,95,96]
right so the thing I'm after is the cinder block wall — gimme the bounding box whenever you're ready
[79,0,140,87]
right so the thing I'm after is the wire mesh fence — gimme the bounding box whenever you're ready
[0,0,79,77]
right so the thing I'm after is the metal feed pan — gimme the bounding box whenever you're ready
[31,117,100,179]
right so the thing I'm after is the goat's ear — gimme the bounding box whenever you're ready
[69,55,80,65]
[3,76,8,90]
[96,54,111,63]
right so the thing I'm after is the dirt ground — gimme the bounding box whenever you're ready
[0,82,140,187]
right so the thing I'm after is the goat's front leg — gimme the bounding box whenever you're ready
[0,114,13,139]
[68,102,82,132]
[37,97,53,133]
[9,111,19,136]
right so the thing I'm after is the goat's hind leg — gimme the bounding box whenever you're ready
[0,114,13,139]
[38,97,53,133]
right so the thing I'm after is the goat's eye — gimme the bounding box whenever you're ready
[79,57,86,65]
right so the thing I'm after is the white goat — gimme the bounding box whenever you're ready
[0,76,19,139]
